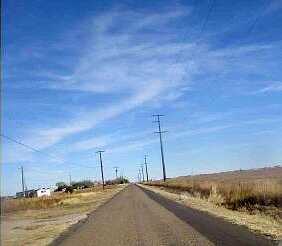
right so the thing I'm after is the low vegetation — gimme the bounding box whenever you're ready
[105,177,129,185]
[55,178,129,193]
[2,195,65,213]
[55,180,96,192]
[2,184,119,213]
[146,166,282,219]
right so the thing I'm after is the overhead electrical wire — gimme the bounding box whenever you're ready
[0,133,100,170]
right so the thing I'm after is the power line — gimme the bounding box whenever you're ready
[1,134,49,155]
[196,0,216,43]
[246,1,269,36]
[170,0,216,70]
[0,133,100,170]
[199,1,269,107]
[178,0,216,82]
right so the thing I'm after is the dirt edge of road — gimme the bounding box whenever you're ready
[139,184,281,243]
[49,185,129,246]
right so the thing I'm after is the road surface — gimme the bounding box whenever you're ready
[52,184,275,246]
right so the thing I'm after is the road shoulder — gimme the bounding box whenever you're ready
[139,184,279,245]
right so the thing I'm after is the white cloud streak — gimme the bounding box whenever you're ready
[254,82,282,94]
[5,5,282,154]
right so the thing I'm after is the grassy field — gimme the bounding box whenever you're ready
[146,166,282,219]
[1,184,126,246]
[2,185,118,213]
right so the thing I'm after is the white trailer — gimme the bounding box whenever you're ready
[35,188,51,197]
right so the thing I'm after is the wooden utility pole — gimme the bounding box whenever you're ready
[96,151,105,190]
[113,166,118,179]
[153,114,167,182]
[144,155,149,182]
[140,164,145,182]
[20,166,25,197]
[138,169,141,183]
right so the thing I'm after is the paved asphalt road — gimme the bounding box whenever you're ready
[52,184,276,246]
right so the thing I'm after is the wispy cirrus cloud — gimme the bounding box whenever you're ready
[5,4,282,156]
[253,82,282,94]
[7,7,194,151]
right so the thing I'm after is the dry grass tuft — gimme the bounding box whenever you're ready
[2,196,66,213]
[146,166,282,219]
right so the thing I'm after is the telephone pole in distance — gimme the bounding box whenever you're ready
[140,164,145,182]
[113,166,119,179]
[144,155,149,182]
[20,166,25,197]
[138,169,141,183]
[153,114,167,182]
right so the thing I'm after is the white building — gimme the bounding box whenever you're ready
[35,188,51,197]
[16,187,51,198]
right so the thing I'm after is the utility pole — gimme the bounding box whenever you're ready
[144,155,149,182]
[20,166,25,198]
[153,114,167,182]
[138,169,141,183]
[96,150,105,190]
[120,169,124,180]
[113,166,119,179]
[140,164,145,182]
[69,173,72,185]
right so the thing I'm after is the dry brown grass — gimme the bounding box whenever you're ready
[146,166,282,218]
[2,185,117,213]
[3,196,66,213]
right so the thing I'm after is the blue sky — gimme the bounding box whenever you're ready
[2,0,282,195]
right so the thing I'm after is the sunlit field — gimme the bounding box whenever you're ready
[146,166,282,218]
